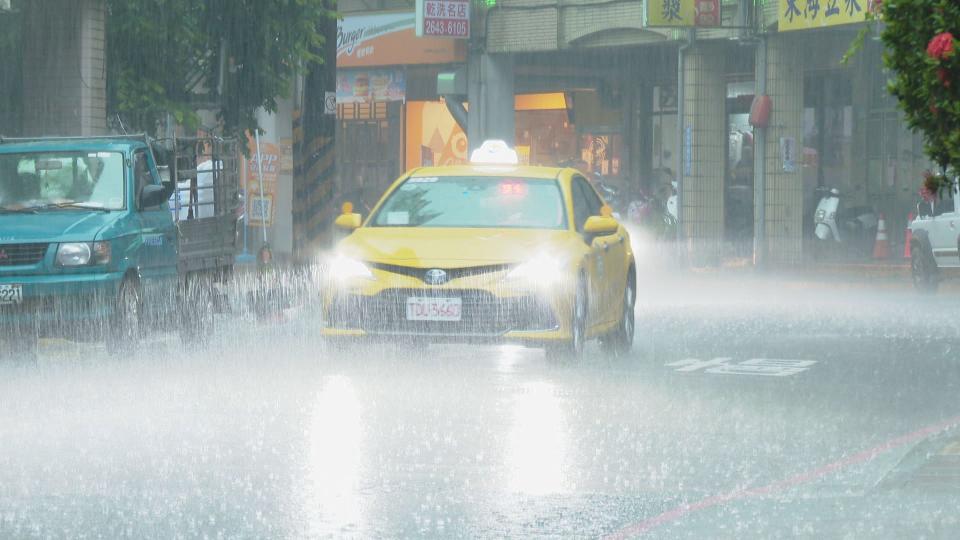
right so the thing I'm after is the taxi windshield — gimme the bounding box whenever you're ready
[370,176,567,229]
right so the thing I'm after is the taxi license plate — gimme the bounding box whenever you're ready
[0,284,23,306]
[405,297,462,321]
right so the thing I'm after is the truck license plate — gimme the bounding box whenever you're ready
[0,284,23,306]
[406,297,462,321]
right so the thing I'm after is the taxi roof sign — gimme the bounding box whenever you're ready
[470,140,519,165]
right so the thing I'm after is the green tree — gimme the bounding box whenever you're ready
[106,0,336,137]
[850,0,960,195]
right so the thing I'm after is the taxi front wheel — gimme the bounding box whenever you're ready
[601,275,635,357]
[545,277,587,362]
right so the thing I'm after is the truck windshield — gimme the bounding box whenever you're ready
[0,151,126,211]
[370,176,567,229]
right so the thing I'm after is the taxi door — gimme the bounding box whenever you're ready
[572,175,625,326]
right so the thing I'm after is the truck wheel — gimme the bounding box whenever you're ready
[911,247,939,294]
[179,276,215,346]
[546,277,587,362]
[601,273,636,358]
[106,277,141,355]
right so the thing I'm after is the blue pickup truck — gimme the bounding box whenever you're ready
[0,135,240,360]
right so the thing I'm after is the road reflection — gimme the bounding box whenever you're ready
[307,375,364,535]
[506,381,568,495]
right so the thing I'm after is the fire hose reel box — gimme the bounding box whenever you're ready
[749,95,772,128]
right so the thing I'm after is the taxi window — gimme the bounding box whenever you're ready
[572,175,603,232]
[370,176,567,229]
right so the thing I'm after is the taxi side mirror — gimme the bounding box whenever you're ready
[334,212,362,231]
[583,215,618,235]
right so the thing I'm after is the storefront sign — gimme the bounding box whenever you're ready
[646,0,720,28]
[336,69,406,104]
[416,0,470,39]
[338,12,464,67]
[779,0,867,32]
[244,134,281,227]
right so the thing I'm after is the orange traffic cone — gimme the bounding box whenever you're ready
[903,212,915,259]
[873,213,890,259]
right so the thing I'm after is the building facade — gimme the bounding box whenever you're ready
[332,0,930,268]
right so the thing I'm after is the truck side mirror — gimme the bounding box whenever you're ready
[139,184,168,209]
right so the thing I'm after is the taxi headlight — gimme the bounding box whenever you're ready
[327,254,374,282]
[506,253,565,286]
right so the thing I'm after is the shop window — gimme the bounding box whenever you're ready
[651,85,677,178]
[579,133,622,178]
[515,109,576,167]
[803,73,855,204]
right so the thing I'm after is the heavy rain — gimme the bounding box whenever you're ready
[2,0,960,538]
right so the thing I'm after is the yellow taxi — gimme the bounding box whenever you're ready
[321,141,636,358]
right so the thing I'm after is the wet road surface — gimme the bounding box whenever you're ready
[1,272,959,538]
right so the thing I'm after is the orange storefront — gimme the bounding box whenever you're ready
[337,11,587,206]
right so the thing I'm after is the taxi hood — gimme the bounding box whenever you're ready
[339,227,576,267]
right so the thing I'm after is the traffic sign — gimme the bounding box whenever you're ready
[324,92,336,115]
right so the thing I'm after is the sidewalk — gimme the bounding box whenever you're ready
[672,257,926,290]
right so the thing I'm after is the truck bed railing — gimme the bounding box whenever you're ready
[152,136,242,273]
[0,134,152,144]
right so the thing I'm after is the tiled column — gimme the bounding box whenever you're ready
[681,45,726,266]
[759,35,804,266]
[22,0,106,136]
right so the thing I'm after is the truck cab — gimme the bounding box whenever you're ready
[909,180,960,292]
[0,135,239,359]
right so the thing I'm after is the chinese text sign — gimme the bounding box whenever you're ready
[416,0,470,39]
[779,0,867,31]
[646,0,719,28]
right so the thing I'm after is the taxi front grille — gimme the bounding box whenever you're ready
[367,263,512,283]
[327,288,557,336]
[0,243,48,266]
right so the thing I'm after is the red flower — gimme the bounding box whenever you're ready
[930,104,939,115]
[937,67,952,87]
[927,32,955,60]
[921,172,939,203]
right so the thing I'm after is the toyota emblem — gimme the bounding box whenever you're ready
[424,268,448,285]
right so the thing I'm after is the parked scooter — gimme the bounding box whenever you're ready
[813,186,879,255]
[592,173,625,216]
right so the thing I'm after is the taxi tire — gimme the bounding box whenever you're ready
[547,277,587,362]
[602,274,635,357]
[911,247,939,294]
[106,277,141,356]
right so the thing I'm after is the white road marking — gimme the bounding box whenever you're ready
[666,357,817,377]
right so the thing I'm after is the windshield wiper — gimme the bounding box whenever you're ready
[30,202,112,213]
[0,206,40,214]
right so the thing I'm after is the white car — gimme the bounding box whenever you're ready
[909,180,960,292]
